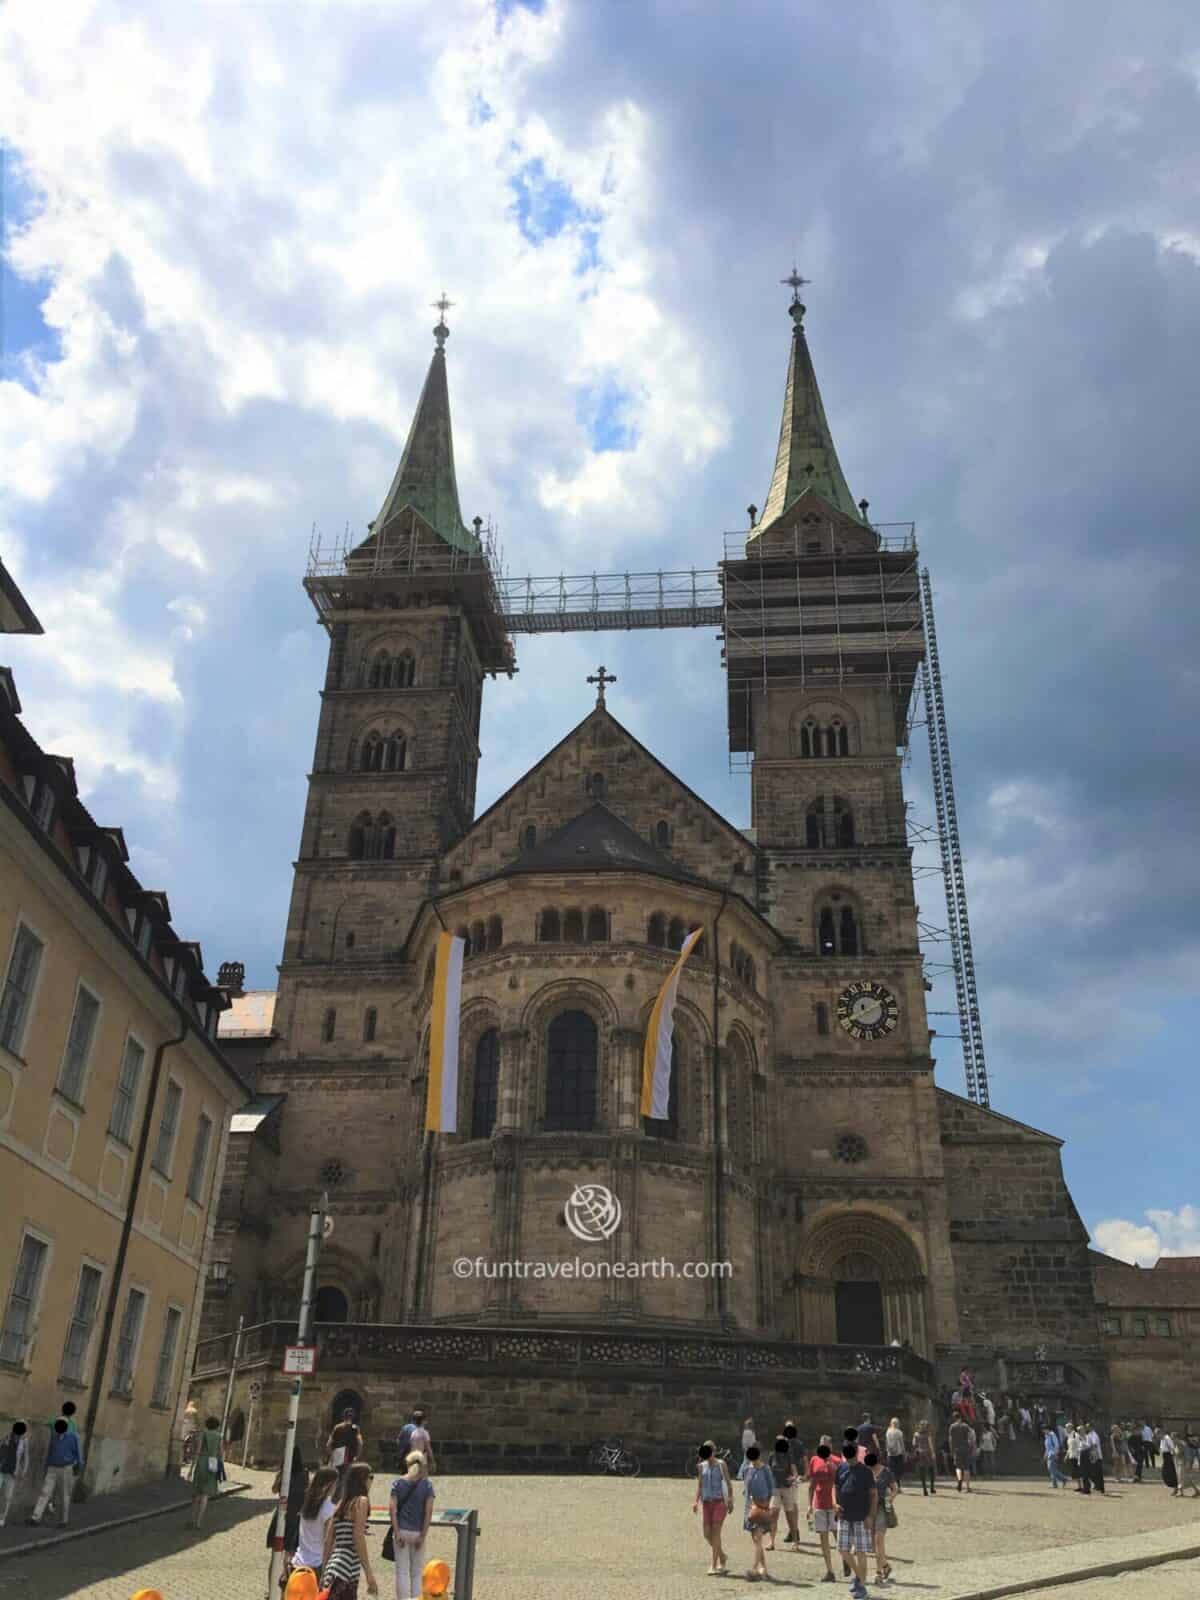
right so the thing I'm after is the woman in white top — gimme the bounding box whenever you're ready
[739,1418,757,1481]
[291,1466,338,1579]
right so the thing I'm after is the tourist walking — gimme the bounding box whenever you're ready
[911,1420,936,1495]
[856,1415,881,1458]
[1083,1424,1105,1495]
[187,1415,225,1530]
[738,1418,757,1480]
[867,1451,898,1587]
[766,1434,799,1550]
[741,1443,774,1582]
[1160,1429,1179,1493]
[1044,1426,1067,1488]
[389,1450,435,1600]
[289,1467,337,1586]
[27,1418,83,1528]
[948,1413,974,1492]
[978,1424,997,1478]
[692,1440,734,1575]
[321,1461,378,1598]
[834,1442,878,1600]
[0,1420,30,1526]
[396,1410,435,1474]
[807,1439,841,1583]
[327,1409,363,1496]
[885,1418,905,1489]
[1175,1437,1200,1499]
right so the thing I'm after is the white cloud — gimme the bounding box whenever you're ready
[1092,1205,1200,1265]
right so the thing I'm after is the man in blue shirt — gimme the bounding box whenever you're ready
[834,1442,878,1599]
[27,1420,83,1528]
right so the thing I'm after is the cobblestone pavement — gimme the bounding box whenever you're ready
[0,1472,1197,1599]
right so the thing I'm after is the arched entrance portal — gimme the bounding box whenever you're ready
[314,1285,349,1323]
[792,1212,928,1352]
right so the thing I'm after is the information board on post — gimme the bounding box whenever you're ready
[282,1344,317,1376]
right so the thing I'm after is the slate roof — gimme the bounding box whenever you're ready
[1090,1250,1200,1309]
[501,802,694,883]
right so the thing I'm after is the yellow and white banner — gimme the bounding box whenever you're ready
[426,930,465,1133]
[641,926,704,1119]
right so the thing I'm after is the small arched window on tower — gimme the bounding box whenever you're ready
[818,907,837,956]
[586,907,609,943]
[840,905,860,956]
[667,917,686,952]
[648,912,667,947]
[382,731,407,772]
[806,800,823,848]
[828,718,850,757]
[368,650,389,688]
[360,731,384,772]
[471,1028,500,1139]
[816,1002,830,1037]
[455,924,470,956]
[801,719,818,759]
[377,812,395,860]
[563,907,584,944]
[521,824,537,852]
[817,902,862,956]
[348,812,371,860]
[538,907,561,943]
[486,915,503,952]
[545,1010,598,1132]
[470,920,485,957]
[654,820,670,848]
[833,797,855,846]
[396,651,416,688]
[321,1007,336,1043]
[363,1007,377,1043]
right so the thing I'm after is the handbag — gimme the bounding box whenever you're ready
[748,1500,772,1527]
[381,1476,417,1562]
[884,1504,898,1530]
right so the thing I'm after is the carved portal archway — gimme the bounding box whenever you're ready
[792,1210,929,1354]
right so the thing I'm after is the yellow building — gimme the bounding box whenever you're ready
[0,653,246,1507]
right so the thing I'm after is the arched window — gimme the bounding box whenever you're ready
[363,1007,377,1042]
[806,802,822,848]
[833,798,854,846]
[538,908,561,943]
[368,651,389,688]
[563,908,584,944]
[377,814,395,859]
[470,920,485,957]
[471,1028,500,1139]
[486,915,503,952]
[348,812,371,860]
[840,906,860,956]
[647,913,667,948]
[382,732,407,772]
[801,720,817,759]
[545,1010,598,1132]
[817,903,862,956]
[321,1007,336,1043]
[360,731,384,772]
[396,651,416,688]
[313,1285,349,1323]
[521,824,537,852]
[586,907,608,943]
[455,924,470,955]
[835,720,850,756]
[667,917,686,952]
[816,1002,830,1036]
[643,1036,680,1140]
[654,820,670,848]
[818,908,837,956]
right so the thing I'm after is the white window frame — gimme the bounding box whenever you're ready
[150,1076,184,1177]
[0,917,48,1061]
[185,1108,215,1205]
[33,780,56,833]
[0,1227,53,1369]
[150,1301,185,1409]
[59,1258,105,1385]
[90,851,109,900]
[111,1283,149,1398]
[55,978,103,1106]
[136,916,154,958]
[108,1031,147,1145]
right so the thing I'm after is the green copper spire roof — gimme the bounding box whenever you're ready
[372,303,479,555]
[754,279,867,534]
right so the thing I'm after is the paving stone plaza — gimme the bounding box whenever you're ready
[1,1468,1198,1600]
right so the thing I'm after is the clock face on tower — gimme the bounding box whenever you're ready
[837,981,899,1041]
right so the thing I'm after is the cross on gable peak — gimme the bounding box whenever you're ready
[587,664,617,707]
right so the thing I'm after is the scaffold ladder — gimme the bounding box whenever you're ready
[919,568,990,1107]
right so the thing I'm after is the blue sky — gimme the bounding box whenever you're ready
[2,0,1199,1268]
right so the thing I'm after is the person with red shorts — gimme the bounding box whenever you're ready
[693,1440,735,1575]
[807,1438,842,1582]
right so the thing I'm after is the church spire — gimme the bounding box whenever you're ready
[371,296,478,554]
[753,273,867,536]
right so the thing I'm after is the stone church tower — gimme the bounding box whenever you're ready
[198,291,1105,1466]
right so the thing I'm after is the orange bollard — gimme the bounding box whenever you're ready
[130,1592,165,1600]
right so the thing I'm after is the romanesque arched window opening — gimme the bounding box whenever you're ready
[730,942,756,990]
[368,651,389,688]
[801,720,818,759]
[648,912,666,947]
[538,908,561,942]
[818,907,837,956]
[667,917,686,952]
[521,824,536,852]
[321,1007,336,1043]
[586,907,609,943]
[654,820,670,848]
[799,715,855,759]
[816,1002,830,1036]
[382,732,407,772]
[817,903,861,956]
[486,915,503,952]
[313,1285,349,1323]
[360,731,384,772]
[840,906,860,955]
[563,908,584,943]
[348,812,371,860]
[545,1010,598,1132]
[833,797,854,846]
[471,1028,500,1140]
[396,651,416,687]
[643,1035,680,1141]
[806,803,822,848]
[470,920,485,957]
[363,1007,377,1042]
[376,813,395,860]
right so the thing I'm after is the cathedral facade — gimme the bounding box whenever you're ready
[195,294,1105,1466]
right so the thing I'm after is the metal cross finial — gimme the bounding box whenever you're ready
[587,664,617,707]
[782,268,810,300]
[432,292,455,349]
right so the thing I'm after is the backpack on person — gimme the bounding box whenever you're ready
[0,1433,19,1475]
